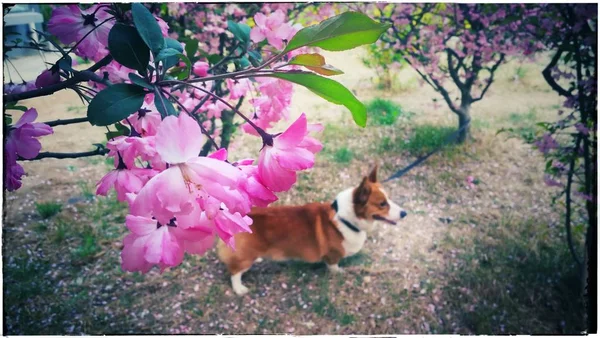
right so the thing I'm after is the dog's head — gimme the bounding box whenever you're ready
[352,165,407,225]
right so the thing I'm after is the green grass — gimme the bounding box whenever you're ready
[35,201,63,219]
[502,109,539,141]
[332,147,354,163]
[71,226,100,264]
[400,125,459,157]
[438,216,585,334]
[366,98,405,126]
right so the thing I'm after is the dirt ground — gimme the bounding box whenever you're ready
[3,48,586,334]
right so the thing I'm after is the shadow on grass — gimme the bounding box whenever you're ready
[437,217,586,334]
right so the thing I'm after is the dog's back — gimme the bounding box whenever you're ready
[217,203,344,276]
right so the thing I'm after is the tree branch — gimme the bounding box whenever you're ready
[429,76,461,114]
[565,135,584,269]
[542,48,573,98]
[19,147,108,161]
[42,117,88,127]
[472,54,505,102]
[446,49,466,89]
[4,55,113,103]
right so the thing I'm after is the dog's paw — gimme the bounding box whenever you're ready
[233,285,249,296]
[327,264,344,274]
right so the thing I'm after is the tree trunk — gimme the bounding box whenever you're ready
[456,101,471,144]
[219,109,235,150]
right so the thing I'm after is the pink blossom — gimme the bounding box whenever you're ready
[202,100,228,119]
[465,176,476,189]
[131,113,245,226]
[4,108,53,191]
[257,113,322,192]
[5,108,53,160]
[575,123,589,136]
[4,161,25,192]
[121,214,213,272]
[107,136,158,170]
[96,167,155,202]
[35,68,60,89]
[543,174,563,188]
[125,103,162,136]
[236,160,278,207]
[535,133,559,154]
[192,61,209,77]
[156,16,170,37]
[47,4,115,60]
[250,10,296,50]
[226,78,252,100]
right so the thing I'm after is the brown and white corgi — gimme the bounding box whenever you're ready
[217,166,407,295]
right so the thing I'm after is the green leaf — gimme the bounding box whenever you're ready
[106,122,131,140]
[5,102,27,112]
[108,23,150,74]
[128,73,154,90]
[185,38,199,59]
[284,11,391,53]
[4,114,13,126]
[87,84,147,126]
[270,72,366,127]
[288,53,344,76]
[237,56,250,69]
[227,20,251,45]
[207,54,222,65]
[154,90,178,118]
[132,3,165,55]
[248,50,262,67]
[163,38,184,70]
[156,48,181,62]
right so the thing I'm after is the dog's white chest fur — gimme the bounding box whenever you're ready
[335,217,367,257]
[333,188,370,257]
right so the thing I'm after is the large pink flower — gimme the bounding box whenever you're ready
[250,10,296,50]
[257,113,322,192]
[4,109,53,192]
[47,4,114,60]
[131,113,245,225]
[5,108,53,161]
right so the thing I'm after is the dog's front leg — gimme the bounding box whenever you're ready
[324,249,344,274]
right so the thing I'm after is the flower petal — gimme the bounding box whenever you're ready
[155,113,204,164]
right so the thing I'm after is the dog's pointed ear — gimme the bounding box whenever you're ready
[353,176,371,205]
[368,165,378,183]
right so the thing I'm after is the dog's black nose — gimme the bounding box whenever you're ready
[400,211,407,219]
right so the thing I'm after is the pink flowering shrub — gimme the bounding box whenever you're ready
[3,3,389,273]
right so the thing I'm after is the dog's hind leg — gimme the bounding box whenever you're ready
[231,267,250,296]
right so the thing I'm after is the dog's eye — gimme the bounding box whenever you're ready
[379,201,388,208]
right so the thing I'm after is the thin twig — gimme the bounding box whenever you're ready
[4,55,113,102]
[42,117,89,127]
[19,147,108,161]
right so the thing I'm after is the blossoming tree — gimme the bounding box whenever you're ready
[365,3,538,142]
[3,3,390,272]
[524,5,596,312]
